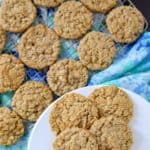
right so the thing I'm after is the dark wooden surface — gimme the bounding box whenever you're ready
[132,0,150,30]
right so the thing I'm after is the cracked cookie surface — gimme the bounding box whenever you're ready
[53,128,98,150]
[0,107,24,146]
[33,0,64,8]
[54,1,93,39]
[81,0,117,13]
[0,54,25,93]
[47,59,88,96]
[12,81,53,121]
[78,31,116,70]
[0,27,6,53]
[90,116,133,150]
[106,6,144,43]
[89,86,133,122]
[50,93,99,135]
[17,24,60,70]
[0,0,37,32]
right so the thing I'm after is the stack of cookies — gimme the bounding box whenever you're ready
[0,0,144,146]
[50,86,134,150]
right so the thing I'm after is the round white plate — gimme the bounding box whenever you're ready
[28,85,150,150]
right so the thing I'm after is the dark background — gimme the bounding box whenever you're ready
[132,0,150,30]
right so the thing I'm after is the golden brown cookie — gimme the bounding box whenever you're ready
[90,116,133,150]
[0,107,24,146]
[106,6,144,43]
[0,0,37,32]
[47,59,88,96]
[12,81,53,122]
[0,54,25,93]
[54,1,93,39]
[81,0,117,13]
[50,93,99,135]
[17,24,60,70]
[77,31,116,70]
[53,128,98,150]
[0,27,6,53]
[33,0,64,8]
[89,86,133,122]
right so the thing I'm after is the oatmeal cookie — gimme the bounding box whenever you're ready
[0,54,25,93]
[47,59,88,96]
[50,93,99,134]
[89,86,133,122]
[53,128,98,150]
[106,6,144,43]
[0,107,24,146]
[90,116,133,150]
[33,0,64,8]
[0,27,6,53]
[17,24,60,70]
[0,0,37,32]
[81,0,117,13]
[12,81,53,122]
[54,1,93,39]
[78,31,116,70]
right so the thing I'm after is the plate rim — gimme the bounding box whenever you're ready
[27,85,150,150]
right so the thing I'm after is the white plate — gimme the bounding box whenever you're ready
[28,85,150,150]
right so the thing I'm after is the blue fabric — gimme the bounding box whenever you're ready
[0,6,150,150]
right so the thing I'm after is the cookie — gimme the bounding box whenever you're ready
[78,31,116,70]
[0,107,24,146]
[54,1,93,39]
[17,24,60,70]
[33,0,64,8]
[81,0,117,13]
[0,27,6,53]
[0,0,37,32]
[0,54,25,93]
[90,116,133,150]
[50,93,99,135]
[106,6,145,43]
[47,59,88,96]
[12,81,53,122]
[53,128,98,150]
[89,86,133,122]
